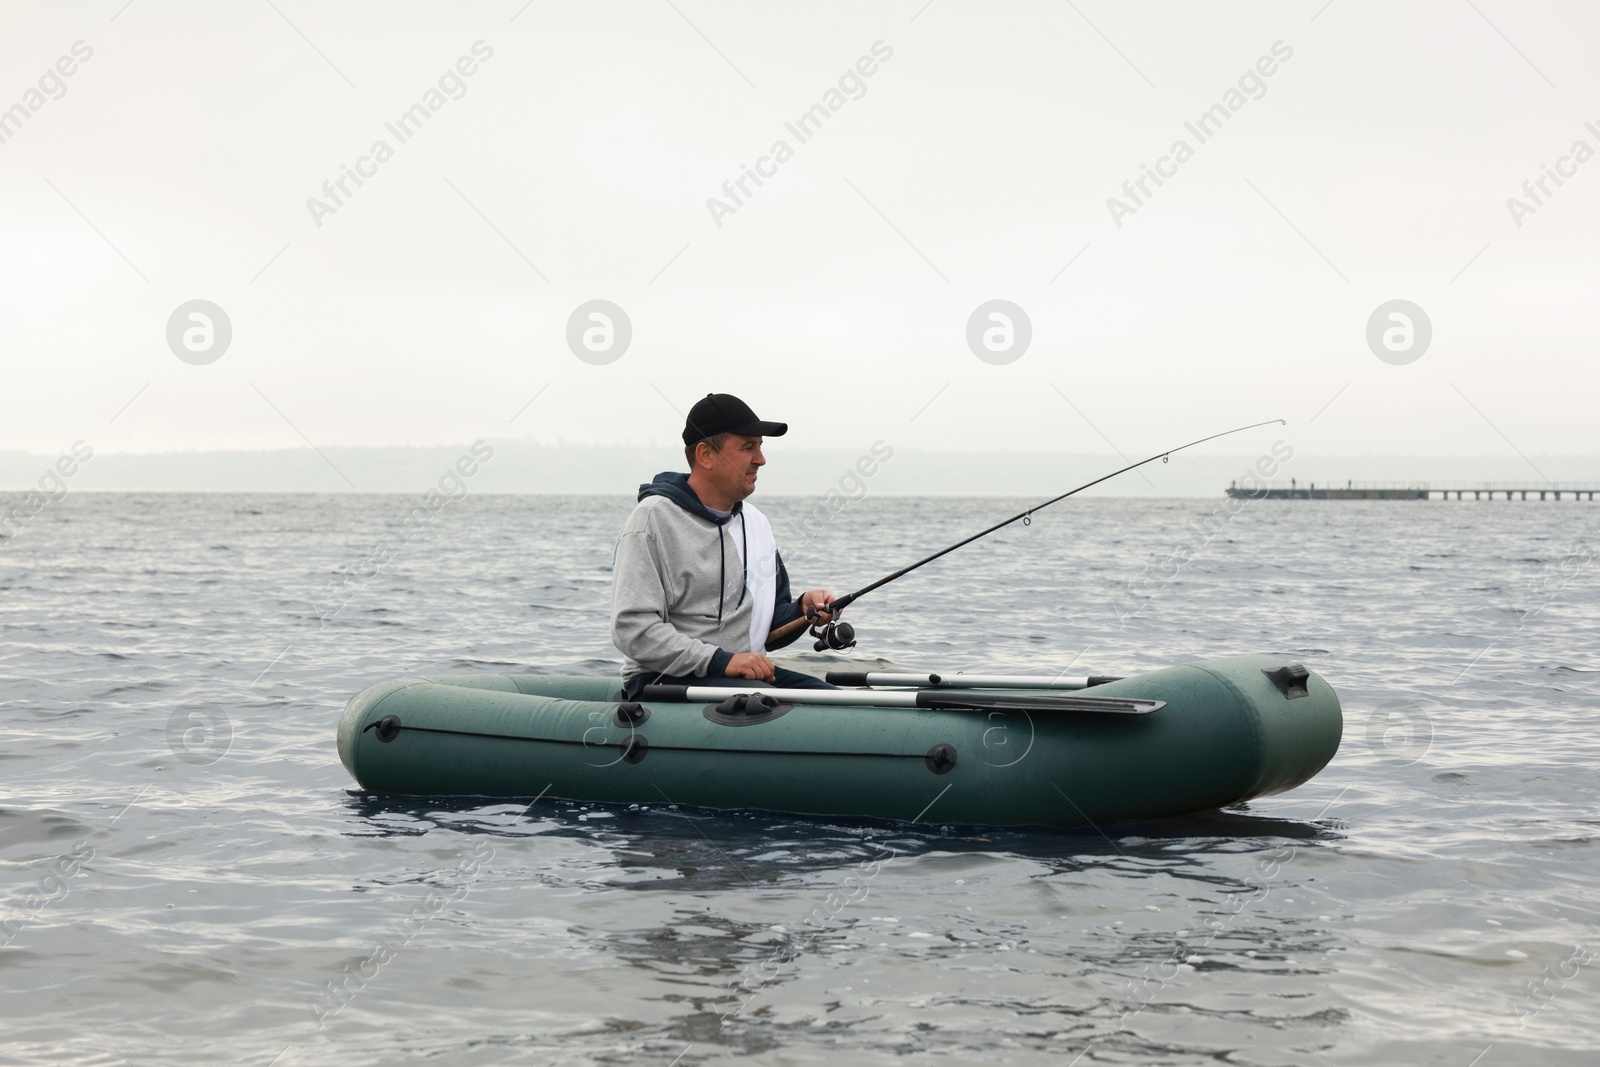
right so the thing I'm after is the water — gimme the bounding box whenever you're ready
[2,491,1597,1065]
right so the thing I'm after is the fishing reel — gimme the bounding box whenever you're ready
[808,604,856,652]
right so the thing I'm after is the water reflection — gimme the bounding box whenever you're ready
[341,792,1342,881]
[333,791,1350,1061]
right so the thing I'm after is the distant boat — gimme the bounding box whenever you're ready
[1226,481,1600,501]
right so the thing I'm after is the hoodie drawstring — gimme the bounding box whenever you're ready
[714,512,749,621]
[716,523,726,622]
[737,512,748,608]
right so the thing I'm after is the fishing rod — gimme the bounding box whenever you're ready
[767,418,1286,651]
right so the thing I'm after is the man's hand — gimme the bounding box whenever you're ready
[800,589,836,624]
[725,651,776,683]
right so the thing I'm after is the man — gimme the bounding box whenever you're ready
[612,393,839,700]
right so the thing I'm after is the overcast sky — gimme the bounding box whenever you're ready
[3,0,1596,469]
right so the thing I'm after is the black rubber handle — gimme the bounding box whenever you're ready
[638,684,690,702]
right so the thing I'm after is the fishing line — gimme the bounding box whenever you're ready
[772,417,1287,649]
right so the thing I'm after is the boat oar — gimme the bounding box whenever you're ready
[765,417,1285,648]
[825,671,1123,689]
[639,684,1163,715]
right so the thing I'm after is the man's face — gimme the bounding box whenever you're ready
[703,434,765,500]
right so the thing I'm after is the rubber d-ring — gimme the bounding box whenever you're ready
[368,715,402,743]
[925,743,957,775]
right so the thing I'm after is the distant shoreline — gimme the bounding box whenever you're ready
[4,445,1597,497]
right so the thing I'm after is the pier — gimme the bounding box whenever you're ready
[1227,481,1600,501]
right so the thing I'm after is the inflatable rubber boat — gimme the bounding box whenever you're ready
[336,655,1341,828]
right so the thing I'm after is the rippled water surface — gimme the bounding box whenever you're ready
[2,492,1597,1065]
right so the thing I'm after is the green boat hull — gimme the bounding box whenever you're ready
[336,655,1341,828]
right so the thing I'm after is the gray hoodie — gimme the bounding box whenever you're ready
[612,472,806,682]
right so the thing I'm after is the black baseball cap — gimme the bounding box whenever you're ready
[682,393,788,446]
